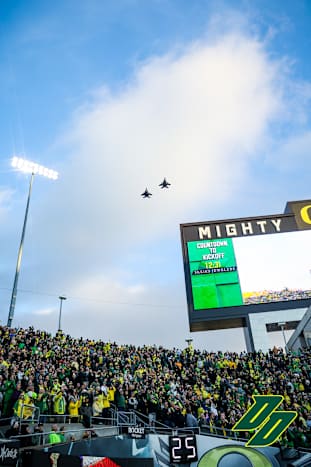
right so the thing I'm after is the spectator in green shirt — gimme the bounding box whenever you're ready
[48,424,62,444]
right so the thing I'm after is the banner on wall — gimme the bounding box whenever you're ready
[42,433,303,466]
[0,439,20,466]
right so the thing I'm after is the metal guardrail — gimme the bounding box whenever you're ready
[10,424,119,447]
[6,407,310,451]
[116,411,137,426]
[2,414,310,463]
[20,404,40,422]
[122,408,246,440]
[6,423,228,449]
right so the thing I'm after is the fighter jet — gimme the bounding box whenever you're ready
[141,188,152,198]
[159,178,171,189]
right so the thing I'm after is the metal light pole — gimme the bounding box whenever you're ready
[58,296,67,332]
[7,157,58,328]
[278,322,288,353]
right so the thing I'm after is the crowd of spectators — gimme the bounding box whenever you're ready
[0,325,311,448]
[243,287,311,305]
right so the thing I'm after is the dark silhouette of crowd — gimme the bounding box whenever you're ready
[0,325,310,448]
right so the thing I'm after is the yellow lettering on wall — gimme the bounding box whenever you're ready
[300,205,311,224]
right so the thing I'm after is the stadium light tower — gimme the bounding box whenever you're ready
[7,156,58,328]
[278,322,288,353]
[58,296,67,332]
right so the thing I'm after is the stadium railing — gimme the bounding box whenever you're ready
[5,406,310,453]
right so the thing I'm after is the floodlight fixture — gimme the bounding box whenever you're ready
[11,156,58,179]
[7,157,58,328]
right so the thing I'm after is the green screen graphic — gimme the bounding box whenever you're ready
[187,238,243,310]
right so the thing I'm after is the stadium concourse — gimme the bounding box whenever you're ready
[0,325,311,449]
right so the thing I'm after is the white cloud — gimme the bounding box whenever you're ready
[32,307,54,316]
[49,31,284,252]
[4,24,308,351]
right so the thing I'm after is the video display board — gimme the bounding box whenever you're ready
[180,200,311,331]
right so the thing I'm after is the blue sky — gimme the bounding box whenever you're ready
[0,0,310,351]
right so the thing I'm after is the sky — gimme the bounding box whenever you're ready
[0,0,310,352]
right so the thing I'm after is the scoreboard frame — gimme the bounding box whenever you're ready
[180,199,311,332]
[168,434,198,464]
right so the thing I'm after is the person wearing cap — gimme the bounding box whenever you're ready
[68,389,81,423]
[50,379,61,396]
[53,389,67,422]
[79,389,93,428]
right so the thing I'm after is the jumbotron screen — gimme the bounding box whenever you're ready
[180,199,311,331]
